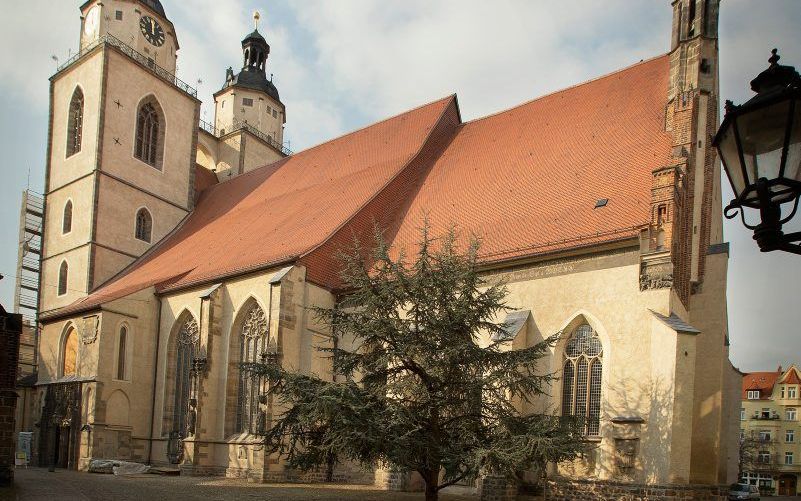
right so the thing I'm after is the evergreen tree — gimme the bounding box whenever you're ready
[243,226,587,501]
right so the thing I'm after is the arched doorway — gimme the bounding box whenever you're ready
[778,474,797,496]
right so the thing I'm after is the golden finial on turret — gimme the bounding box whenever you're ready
[253,10,261,31]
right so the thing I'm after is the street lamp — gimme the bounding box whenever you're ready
[713,49,801,254]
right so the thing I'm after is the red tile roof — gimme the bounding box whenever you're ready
[385,55,672,264]
[781,366,801,385]
[742,371,781,400]
[46,55,675,319]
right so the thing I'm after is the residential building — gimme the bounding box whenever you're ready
[741,366,801,496]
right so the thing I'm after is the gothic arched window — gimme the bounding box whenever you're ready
[62,200,73,234]
[62,327,78,377]
[172,318,198,437]
[562,324,603,436]
[236,303,268,434]
[135,99,163,169]
[67,88,84,157]
[135,208,153,243]
[58,261,69,296]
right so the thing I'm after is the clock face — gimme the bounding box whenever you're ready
[139,15,165,47]
[84,6,100,38]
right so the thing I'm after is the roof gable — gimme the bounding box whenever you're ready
[742,371,781,400]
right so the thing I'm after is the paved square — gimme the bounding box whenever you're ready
[1,468,479,501]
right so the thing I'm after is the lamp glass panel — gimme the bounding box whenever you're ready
[717,122,746,197]
[738,100,793,186]
[783,100,801,184]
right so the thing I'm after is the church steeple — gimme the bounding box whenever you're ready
[241,29,270,74]
[210,11,288,171]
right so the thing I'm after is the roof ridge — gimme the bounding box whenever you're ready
[462,53,669,126]
[298,95,459,262]
[279,94,456,159]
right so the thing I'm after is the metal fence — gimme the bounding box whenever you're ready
[56,34,197,98]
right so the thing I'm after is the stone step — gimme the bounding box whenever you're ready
[149,467,181,476]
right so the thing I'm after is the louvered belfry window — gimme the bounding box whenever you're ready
[236,304,268,434]
[562,324,603,436]
[173,318,198,437]
[67,88,84,157]
[135,102,161,168]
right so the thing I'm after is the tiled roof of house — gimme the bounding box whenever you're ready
[780,366,801,385]
[45,55,674,319]
[742,371,782,400]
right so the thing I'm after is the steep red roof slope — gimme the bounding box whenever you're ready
[51,96,455,317]
[742,371,781,400]
[47,55,675,319]
[386,55,673,263]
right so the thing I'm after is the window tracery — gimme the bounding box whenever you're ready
[236,303,269,434]
[135,100,162,168]
[173,318,198,437]
[561,323,603,436]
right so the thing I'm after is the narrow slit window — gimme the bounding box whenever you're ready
[117,326,128,380]
[62,200,73,234]
[58,261,69,296]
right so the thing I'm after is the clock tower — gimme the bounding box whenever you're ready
[80,0,178,73]
[40,0,200,313]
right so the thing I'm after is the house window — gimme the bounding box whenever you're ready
[758,451,771,464]
[58,261,69,296]
[561,324,603,436]
[782,386,786,398]
[117,325,128,380]
[761,408,771,419]
[788,408,797,421]
[786,452,794,465]
[62,327,78,377]
[67,87,84,157]
[741,407,745,420]
[236,303,269,434]
[115,10,123,20]
[62,200,73,234]
[242,98,254,107]
[266,105,272,114]
[759,430,772,442]
[135,99,164,169]
[135,208,153,243]
[272,109,277,118]
[789,387,797,399]
[787,430,795,443]
[747,390,760,400]
[172,318,198,437]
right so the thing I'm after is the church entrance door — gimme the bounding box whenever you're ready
[38,382,82,469]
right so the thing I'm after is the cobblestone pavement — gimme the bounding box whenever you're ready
[1,468,478,501]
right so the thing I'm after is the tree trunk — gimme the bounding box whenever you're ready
[424,469,439,501]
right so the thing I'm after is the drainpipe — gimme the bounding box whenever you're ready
[146,294,164,465]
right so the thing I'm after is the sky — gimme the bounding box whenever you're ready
[0,0,799,372]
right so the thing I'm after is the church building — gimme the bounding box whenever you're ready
[30,0,739,496]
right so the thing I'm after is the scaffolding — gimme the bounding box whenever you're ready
[14,190,43,377]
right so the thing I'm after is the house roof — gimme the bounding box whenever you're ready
[742,371,782,400]
[45,55,675,320]
[780,366,801,385]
